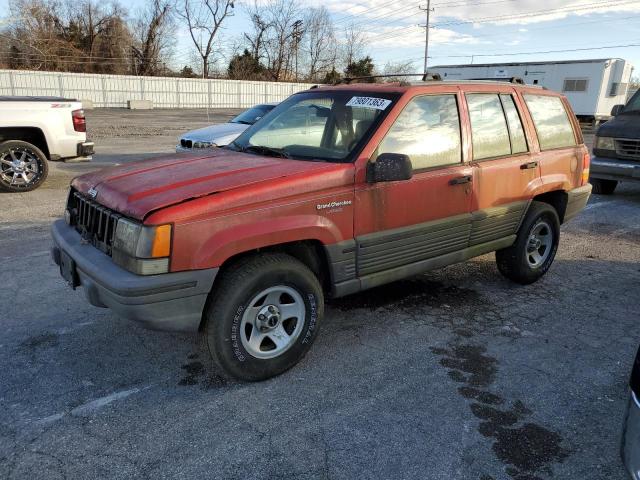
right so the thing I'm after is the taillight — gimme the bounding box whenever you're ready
[72,109,86,133]
[581,151,590,185]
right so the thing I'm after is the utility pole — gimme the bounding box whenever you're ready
[419,1,434,75]
[292,20,303,82]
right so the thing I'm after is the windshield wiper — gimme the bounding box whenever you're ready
[231,120,252,125]
[243,145,292,159]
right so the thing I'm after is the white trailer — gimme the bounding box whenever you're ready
[431,58,634,123]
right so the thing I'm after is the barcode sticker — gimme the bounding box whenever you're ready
[346,97,392,110]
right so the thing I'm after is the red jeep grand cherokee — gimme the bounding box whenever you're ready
[51,80,592,381]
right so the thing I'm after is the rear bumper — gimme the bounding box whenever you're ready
[622,391,640,479]
[51,219,217,332]
[591,156,640,183]
[564,184,592,223]
[76,141,94,157]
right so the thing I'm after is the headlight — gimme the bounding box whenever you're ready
[112,219,172,275]
[595,136,615,151]
[193,141,216,149]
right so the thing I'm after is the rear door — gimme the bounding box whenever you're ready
[354,91,473,281]
[464,90,539,247]
[521,93,583,191]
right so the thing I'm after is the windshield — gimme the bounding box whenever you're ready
[227,91,398,162]
[231,105,275,125]
[623,91,640,113]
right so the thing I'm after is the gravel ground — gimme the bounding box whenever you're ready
[0,110,637,480]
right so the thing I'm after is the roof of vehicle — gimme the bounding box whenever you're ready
[0,96,79,102]
[307,79,550,94]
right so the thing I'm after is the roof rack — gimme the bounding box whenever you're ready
[468,77,525,85]
[337,72,442,85]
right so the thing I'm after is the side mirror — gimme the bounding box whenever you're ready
[611,104,625,116]
[367,153,413,183]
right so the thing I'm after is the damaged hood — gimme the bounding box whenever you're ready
[72,149,349,220]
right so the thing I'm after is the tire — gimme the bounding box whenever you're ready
[202,253,324,381]
[496,201,560,285]
[590,178,617,195]
[0,140,49,192]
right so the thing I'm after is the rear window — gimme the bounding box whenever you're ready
[524,94,576,150]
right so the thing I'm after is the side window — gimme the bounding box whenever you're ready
[467,93,511,160]
[500,94,528,154]
[524,94,576,150]
[376,94,461,170]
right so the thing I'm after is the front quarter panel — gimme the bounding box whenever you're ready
[171,196,354,271]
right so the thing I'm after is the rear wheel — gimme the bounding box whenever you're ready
[496,202,560,285]
[202,253,323,381]
[0,140,48,192]
[590,178,617,195]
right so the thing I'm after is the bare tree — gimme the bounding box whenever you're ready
[261,0,300,81]
[340,22,366,71]
[243,2,271,62]
[177,0,234,78]
[132,0,173,76]
[381,60,417,82]
[67,0,131,73]
[303,7,336,81]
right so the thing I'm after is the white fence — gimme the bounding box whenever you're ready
[0,70,318,108]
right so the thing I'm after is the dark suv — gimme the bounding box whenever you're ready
[591,90,640,194]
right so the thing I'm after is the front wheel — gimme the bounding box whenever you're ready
[203,253,324,381]
[496,202,560,285]
[0,140,49,192]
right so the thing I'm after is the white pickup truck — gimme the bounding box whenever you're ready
[0,96,94,192]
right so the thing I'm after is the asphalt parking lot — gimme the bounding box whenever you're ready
[1,109,639,480]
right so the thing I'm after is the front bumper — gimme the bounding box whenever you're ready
[50,219,218,332]
[77,141,95,157]
[591,155,640,183]
[622,391,640,479]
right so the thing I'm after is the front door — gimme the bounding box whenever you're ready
[354,93,473,283]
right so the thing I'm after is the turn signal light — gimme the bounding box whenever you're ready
[151,224,172,258]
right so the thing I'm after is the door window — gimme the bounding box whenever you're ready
[466,93,511,160]
[500,94,528,154]
[524,94,577,150]
[376,94,462,170]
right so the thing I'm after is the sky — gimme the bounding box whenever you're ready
[1,0,639,77]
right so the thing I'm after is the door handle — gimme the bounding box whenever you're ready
[520,161,539,170]
[449,175,472,185]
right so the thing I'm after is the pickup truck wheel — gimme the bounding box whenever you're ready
[496,201,560,285]
[203,253,323,381]
[0,141,48,192]
[590,178,617,195]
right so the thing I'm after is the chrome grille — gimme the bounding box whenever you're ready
[615,138,640,161]
[69,191,121,255]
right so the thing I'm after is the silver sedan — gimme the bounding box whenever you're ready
[176,104,276,153]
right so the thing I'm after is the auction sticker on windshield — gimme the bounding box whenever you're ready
[346,97,392,110]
